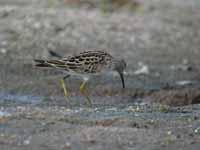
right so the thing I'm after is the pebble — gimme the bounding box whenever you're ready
[63,142,71,149]
[23,139,30,145]
[194,127,200,133]
[134,62,150,75]
[167,131,172,135]
[23,136,32,145]
[0,48,7,54]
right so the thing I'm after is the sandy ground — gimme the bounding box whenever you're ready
[0,0,200,149]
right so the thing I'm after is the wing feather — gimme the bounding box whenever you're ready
[35,51,114,74]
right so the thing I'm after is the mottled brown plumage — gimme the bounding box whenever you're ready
[34,50,126,104]
[35,51,114,75]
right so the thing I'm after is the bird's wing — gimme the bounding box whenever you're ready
[35,51,114,74]
[63,51,114,74]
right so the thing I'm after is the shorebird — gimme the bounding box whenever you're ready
[34,50,126,105]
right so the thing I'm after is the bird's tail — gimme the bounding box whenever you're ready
[34,59,53,67]
[34,59,67,70]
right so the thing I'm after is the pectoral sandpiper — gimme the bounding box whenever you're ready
[34,50,126,105]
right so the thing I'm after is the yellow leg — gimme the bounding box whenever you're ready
[79,80,92,105]
[60,78,69,100]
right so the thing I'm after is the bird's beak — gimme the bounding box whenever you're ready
[119,71,125,88]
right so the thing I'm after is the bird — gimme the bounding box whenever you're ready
[34,50,126,105]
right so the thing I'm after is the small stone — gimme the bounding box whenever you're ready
[194,127,200,133]
[63,142,71,149]
[23,139,30,145]
[150,119,154,123]
[0,48,7,54]
[134,62,150,75]
[167,131,172,135]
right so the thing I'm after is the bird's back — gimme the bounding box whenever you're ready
[64,51,114,74]
[35,51,114,75]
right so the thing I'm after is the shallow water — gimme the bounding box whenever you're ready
[0,91,199,121]
[0,92,42,104]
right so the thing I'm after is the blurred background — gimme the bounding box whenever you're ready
[0,0,200,149]
[1,0,200,101]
